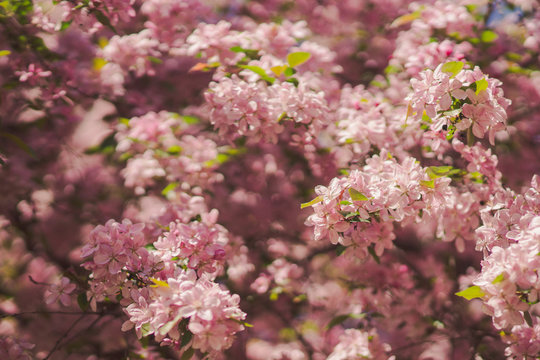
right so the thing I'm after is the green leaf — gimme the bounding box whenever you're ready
[440,61,464,78]
[180,347,194,360]
[0,50,11,56]
[147,56,163,64]
[285,77,299,87]
[77,293,89,311]
[469,171,484,183]
[60,20,72,31]
[269,287,282,301]
[167,145,182,155]
[229,46,259,59]
[84,133,116,155]
[179,328,193,348]
[391,10,422,27]
[336,244,347,256]
[480,30,498,43]
[182,115,199,124]
[326,314,350,329]
[348,188,368,201]
[287,52,311,67]
[367,245,380,264]
[93,10,117,33]
[0,132,37,159]
[141,323,152,337]
[492,273,504,284]
[426,166,453,179]
[524,311,534,327]
[161,182,179,196]
[420,180,435,189]
[455,285,485,300]
[119,117,130,126]
[340,200,352,205]
[301,196,323,209]
[421,111,432,123]
[159,314,183,336]
[384,65,400,74]
[475,78,488,95]
[270,65,288,77]
[327,313,366,330]
[283,66,296,77]
[238,65,275,84]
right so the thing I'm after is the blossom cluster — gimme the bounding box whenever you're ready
[74,188,248,355]
[305,151,452,259]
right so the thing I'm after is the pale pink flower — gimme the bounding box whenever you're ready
[44,277,76,307]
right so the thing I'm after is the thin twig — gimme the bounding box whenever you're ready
[43,314,86,360]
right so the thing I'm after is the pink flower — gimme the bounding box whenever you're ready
[44,277,76,306]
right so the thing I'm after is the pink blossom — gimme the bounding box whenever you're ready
[44,277,76,307]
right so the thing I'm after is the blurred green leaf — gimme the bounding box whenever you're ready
[287,52,311,67]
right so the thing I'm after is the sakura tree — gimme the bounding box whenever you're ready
[0,0,539,359]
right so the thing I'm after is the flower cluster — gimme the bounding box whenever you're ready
[122,271,245,354]
[407,63,511,147]
[115,111,222,194]
[305,151,452,259]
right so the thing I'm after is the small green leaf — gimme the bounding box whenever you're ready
[469,171,484,183]
[85,133,117,155]
[301,196,323,209]
[167,145,182,155]
[119,117,130,126]
[506,52,522,61]
[348,188,368,201]
[270,65,288,77]
[60,20,72,31]
[182,115,199,124]
[340,200,352,205]
[159,313,183,336]
[93,10,117,33]
[229,46,259,59]
[335,244,347,256]
[420,180,435,188]
[141,323,152,337]
[162,182,179,196]
[426,166,453,179]
[440,61,464,78]
[492,273,504,284]
[326,314,350,329]
[384,65,400,74]
[147,56,163,64]
[475,78,488,95]
[480,30,498,43]
[524,311,534,327]
[367,245,380,264]
[238,65,275,84]
[455,285,485,300]
[0,50,11,56]
[180,347,194,360]
[283,66,296,77]
[77,293,89,311]
[287,52,311,67]
[216,153,229,164]
[285,77,299,86]
[0,132,37,159]
[179,327,193,347]
[421,111,432,123]
[326,313,366,329]
[391,10,422,27]
[269,287,282,301]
